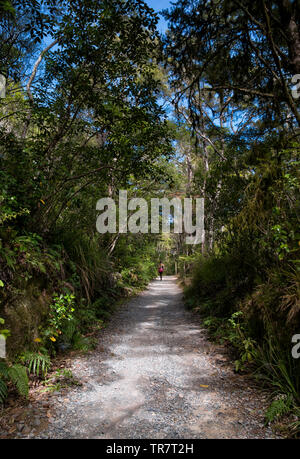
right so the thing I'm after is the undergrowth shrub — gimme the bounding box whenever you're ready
[0,361,28,403]
[265,394,294,424]
[185,252,248,317]
[18,350,51,378]
[0,318,29,403]
[184,236,299,430]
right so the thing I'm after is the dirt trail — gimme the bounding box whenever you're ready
[17,276,276,438]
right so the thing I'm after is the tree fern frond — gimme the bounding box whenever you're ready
[8,364,29,397]
[23,352,51,378]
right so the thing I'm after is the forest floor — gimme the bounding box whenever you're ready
[1,276,280,439]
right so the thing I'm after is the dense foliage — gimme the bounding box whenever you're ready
[0,0,173,401]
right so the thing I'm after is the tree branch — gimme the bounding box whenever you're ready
[26,39,59,103]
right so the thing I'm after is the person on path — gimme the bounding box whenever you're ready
[158,261,164,281]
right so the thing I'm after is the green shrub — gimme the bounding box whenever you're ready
[0,361,28,403]
[185,253,244,317]
[265,394,293,424]
[41,292,76,350]
[18,350,51,378]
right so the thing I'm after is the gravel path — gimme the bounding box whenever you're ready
[21,276,276,438]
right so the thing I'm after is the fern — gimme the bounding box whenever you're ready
[21,351,51,378]
[8,364,29,397]
[0,361,9,379]
[265,394,293,424]
[0,361,29,402]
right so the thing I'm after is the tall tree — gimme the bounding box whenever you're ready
[163,0,300,128]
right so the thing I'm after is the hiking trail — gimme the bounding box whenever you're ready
[15,276,276,439]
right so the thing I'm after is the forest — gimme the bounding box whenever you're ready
[0,0,299,439]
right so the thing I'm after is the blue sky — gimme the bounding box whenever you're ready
[145,0,172,34]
